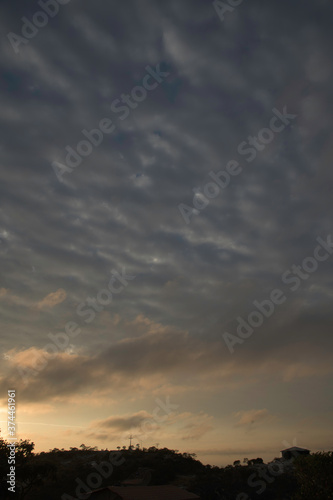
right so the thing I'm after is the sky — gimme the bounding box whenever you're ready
[0,0,333,467]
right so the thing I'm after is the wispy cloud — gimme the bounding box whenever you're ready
[234,409,276,428]
[36,289,67,310]
[0,0,332,463]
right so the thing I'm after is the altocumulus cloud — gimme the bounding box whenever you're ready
[0,0,333,461]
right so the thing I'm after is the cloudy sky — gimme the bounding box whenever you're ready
[0,0,333,466]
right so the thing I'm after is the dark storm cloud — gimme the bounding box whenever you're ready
[0,0,333,407]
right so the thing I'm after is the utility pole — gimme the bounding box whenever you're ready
[128,434,133,449]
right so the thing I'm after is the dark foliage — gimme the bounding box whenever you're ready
[0,438,331,500]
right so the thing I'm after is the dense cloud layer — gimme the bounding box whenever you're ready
[0,0,332,462]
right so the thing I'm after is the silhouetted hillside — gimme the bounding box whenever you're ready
[1,438,332,499]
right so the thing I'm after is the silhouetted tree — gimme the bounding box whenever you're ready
[293,451,333,499]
